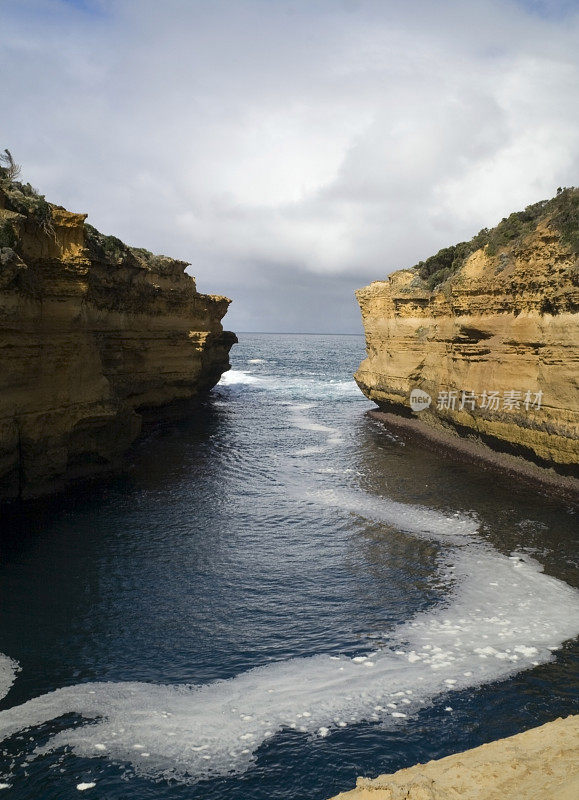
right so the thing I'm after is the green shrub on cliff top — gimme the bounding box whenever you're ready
[85,225,169,270]
[1,149,57,240]
[85,223,130,264]
[416,187,578,290]
[1,177,55,239]
[550,187,579,253]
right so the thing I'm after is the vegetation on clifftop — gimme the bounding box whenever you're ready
[0,152,56,241]
[1,152,181,274]
[415,187,579,290]
[85,224,184,274]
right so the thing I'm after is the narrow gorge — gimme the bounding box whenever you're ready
[0,178,236,500]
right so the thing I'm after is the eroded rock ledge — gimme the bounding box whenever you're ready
[0,180,236,500]
[329,715,579,800]
[355,190,579,477]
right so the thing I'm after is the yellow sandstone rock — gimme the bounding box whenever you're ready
[328,715,579,800]
[0,182,236,499]
[355,197,579,474]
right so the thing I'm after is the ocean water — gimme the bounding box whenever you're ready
[0,332,577,800]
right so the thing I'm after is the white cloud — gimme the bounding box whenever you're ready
[0,0,578,331]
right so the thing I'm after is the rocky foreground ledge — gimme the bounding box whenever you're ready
[0,177,236,500]
[355,189,579,482]
[329,715,579,800]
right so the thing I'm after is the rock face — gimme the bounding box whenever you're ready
[355,191,579,474]
[329,715,579,800]
[0,180,236,500]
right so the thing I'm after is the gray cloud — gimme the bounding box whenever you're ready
[1,0,578,332]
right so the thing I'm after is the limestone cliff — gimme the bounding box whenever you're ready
[329,715,578,800]
[0,178,236,500]
[355,189,579,474]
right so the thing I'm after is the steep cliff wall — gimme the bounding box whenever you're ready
[329,715,579,800]
[0,179,236,500]
[355,190,579,474]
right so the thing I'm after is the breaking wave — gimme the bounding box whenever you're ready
[219,369,361,401]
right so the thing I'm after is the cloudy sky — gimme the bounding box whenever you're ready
[1,0,578,332]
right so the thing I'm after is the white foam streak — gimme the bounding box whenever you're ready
[1,490,578,785]
[287,404,344,455]
[306,487,479,542]
[0,655,18,703]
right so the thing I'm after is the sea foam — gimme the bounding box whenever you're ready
[218,369,261,385]
[219,370,363,401]
[0,655,18,704]
[0,490,577,785]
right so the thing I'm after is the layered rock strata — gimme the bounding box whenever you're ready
[0,182,236,500]
[355,196,579,474]
[329,715,579,800]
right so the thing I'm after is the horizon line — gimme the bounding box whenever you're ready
[234,331,365,336]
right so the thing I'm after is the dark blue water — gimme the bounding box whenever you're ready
[0,333,577,799]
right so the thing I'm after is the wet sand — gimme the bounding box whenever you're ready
[368,410,579,507]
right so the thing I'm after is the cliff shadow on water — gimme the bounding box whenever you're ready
[0,171,237,503]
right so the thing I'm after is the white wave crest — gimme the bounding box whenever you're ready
[218,370,261,385]
[287,403,344,455]
[219,370,363,400]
